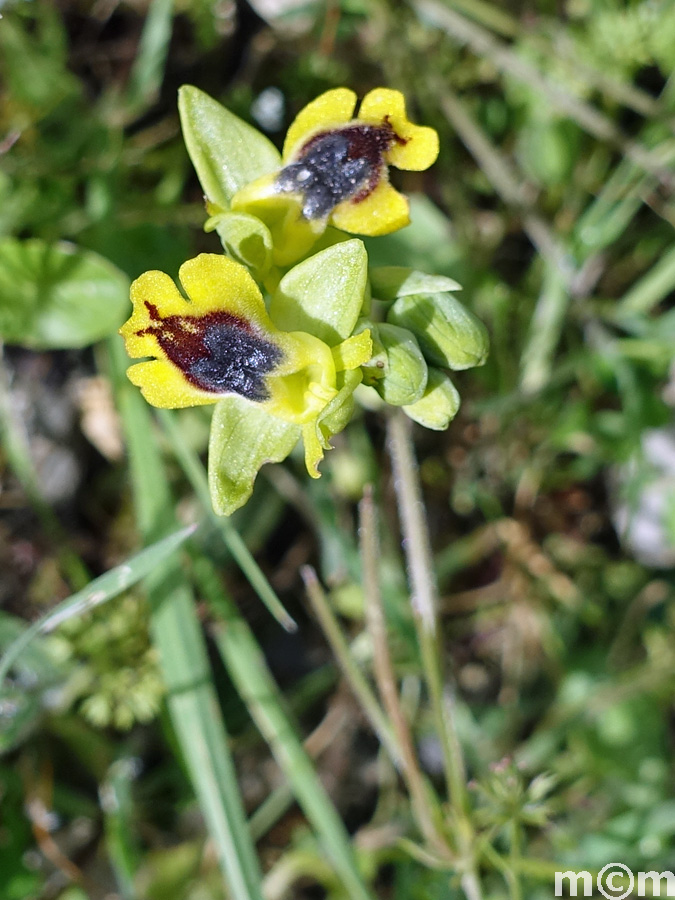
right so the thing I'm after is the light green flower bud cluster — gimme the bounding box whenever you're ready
[359,266,489,430]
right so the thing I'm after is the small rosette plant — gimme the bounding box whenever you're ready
[120,85,489,514]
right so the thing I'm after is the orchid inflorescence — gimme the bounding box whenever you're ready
[120,86,489,514]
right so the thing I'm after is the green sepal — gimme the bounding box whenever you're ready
[205,211,273,276]
[178,85,281,209]
[319,368,363,437]
[208,397,300,516]
[362,323,428,406]
[387,291,489,370]
[370,267,461,302]
[403,368,461,430]
[0,238,130,349]
[303,369,363,477]
[270,240,368,345]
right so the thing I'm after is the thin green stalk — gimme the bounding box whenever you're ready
[480,840,523,900]
[359,488,450,858]
[301,564,401,765]
[508,821,523,900]
[109,335,264,900]
[248,783,294,842]
[249,685,350,840]
[614,243,675,318]
[387,412,481,898]
[157,407,296,632]
[194,555,375,900]
[519,263,569,395]
[126,0,174,112]
[101,759,142,900]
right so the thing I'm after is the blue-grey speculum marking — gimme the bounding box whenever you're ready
[276,132,374,220]
[189,321,283,402]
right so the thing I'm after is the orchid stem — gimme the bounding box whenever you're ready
[387,411,482,898]
[358,486,450,858]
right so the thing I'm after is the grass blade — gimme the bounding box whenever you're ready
[0,525,194,687]
[157,408,297,632]
[110,336,265,900]
[519,264,569,394]
[126,0,174,112]
[615,244,675,318]
[193,556,375,900]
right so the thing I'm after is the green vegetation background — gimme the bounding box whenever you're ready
[2,0,675,898]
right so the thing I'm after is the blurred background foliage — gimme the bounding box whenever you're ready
[1,0,675,898]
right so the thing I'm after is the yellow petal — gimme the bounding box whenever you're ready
[121,271,185,358]
[358,88,439,171]
[126,359,217,408]
[331,180,410,236]
[283,88,357,161]
[358,87,408,123]
[332,330,373,371]
[387,123,439,171]
[178,253,271,324]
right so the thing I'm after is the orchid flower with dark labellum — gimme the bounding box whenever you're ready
[120,254,372,476]
[231,88,439,265]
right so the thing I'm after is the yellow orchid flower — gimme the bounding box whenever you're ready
[231,88,439,265]
[120,254,371,474]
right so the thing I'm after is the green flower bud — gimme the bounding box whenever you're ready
[369,266,461,302]
[205,211,274,276]
[403,368,460,430]
[361,323,428,406]
[387,291,489,370]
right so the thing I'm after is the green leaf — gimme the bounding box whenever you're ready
[403,368,461,430]
[178,85,281,209]
[362,323,428,406]
[270,240,368,345]
[387,291,489,370]
[206,211,273,276]
[369,266,461,302]
[209,397,300,516]
[0,238,130,349]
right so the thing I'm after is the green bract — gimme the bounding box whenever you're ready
[270,240,368,344]
[403,369,461,430]
[178,85,281,208]
[387,291,490,370]
[209,397,300,516]
[205,211,274,278]
[118,85,489,515]
[362,323,428,406]
[370,266,461,301]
